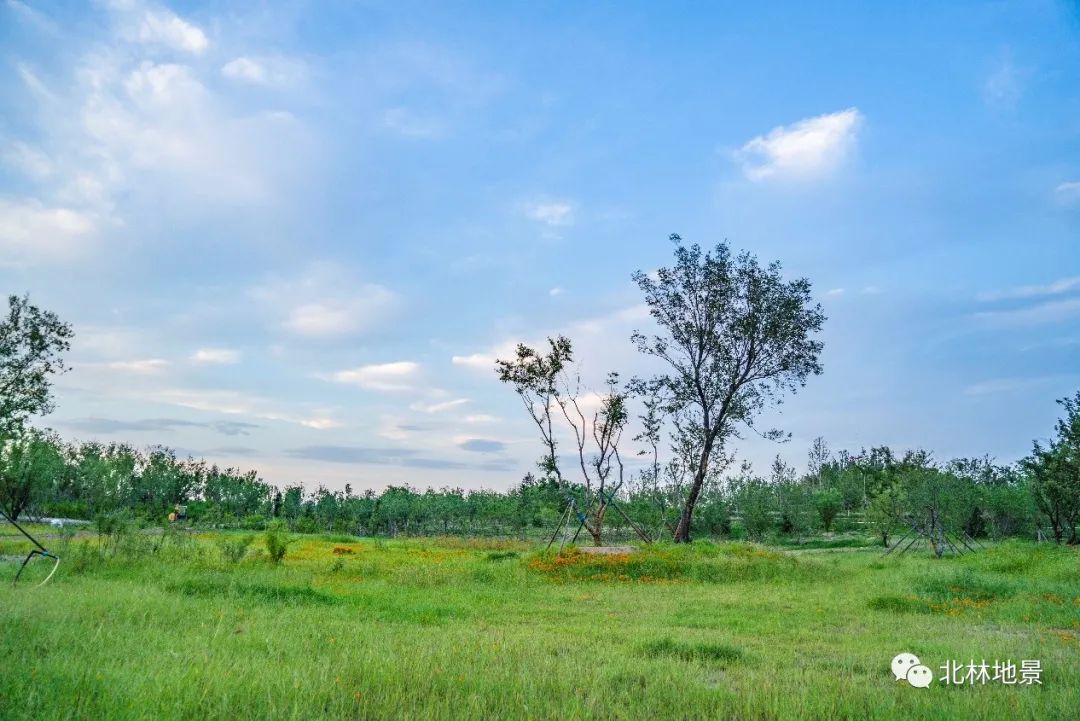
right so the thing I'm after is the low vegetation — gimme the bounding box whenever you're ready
[1,534,1076,720]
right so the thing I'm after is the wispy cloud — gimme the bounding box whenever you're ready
[522,200,575,227]
[411,398,469,413]
[107,358,170,374]
[0,199,98,267]
[979,276,1080,302]
[287,444,512,471]
[963,376,1068,396]
[983,55,1022,109]
[1054,182,1080,204]
[451,352,499,371]
[120,2,209,54]
[457,438,506,453]
[221,55,306,86]
[332,361,421,392]
[190,347,240,365]
[251,263,400,339]
[61,416,260,436]
[736,108,862,182]
[145,387,340,429]
[976,298,1080,327]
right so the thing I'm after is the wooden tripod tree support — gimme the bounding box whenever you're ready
[544,491,653,553]
[883,522,981,558]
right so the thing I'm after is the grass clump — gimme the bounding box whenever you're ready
[640,638,744,665]
[867,594,930,614]
[217,534,255,564]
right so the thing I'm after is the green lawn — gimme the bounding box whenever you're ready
[1,534,1077,720]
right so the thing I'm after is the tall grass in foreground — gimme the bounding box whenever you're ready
[0,535,1077,720]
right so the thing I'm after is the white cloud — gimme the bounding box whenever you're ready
[549,287,564,297]
[3,142,54,179]
[191,347,240,365]
[860,286,882,295]
[736,108,862,182]
[1054,182,1080,204]
[0,199,97,266]
[251,264,400,339]
[825,288,845,296]
[979,276,1080,302]
[221,57,264,83]
[333,361,421,392]
[107,358,170,374]
[452,353,498,371]
[464,414,499,424]
[221,55,306,86]
[124,4,209,54]
[523,201,575,227]
[2,18,317,264]
[411,398,469,414]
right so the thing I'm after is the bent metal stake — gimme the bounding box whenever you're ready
[0,507,60,588]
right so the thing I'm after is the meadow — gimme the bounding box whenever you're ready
[0,531,1077,721]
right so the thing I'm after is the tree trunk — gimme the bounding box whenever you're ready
[673,437,715,543]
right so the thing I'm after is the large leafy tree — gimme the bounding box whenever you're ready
[632,235,825,542]
[1023,392,1080,544]
[0,428,66,520]
[0,294,74,436]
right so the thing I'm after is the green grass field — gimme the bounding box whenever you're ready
[1,532,1077,720]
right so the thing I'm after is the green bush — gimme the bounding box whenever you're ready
[217,534,255,564]
[264,521,292,564]
[814,489,842,532]
[294,516,318,534]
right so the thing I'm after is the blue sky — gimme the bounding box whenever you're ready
[1,0,1078,491]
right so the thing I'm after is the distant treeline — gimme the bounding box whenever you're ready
[1,428,1074,545]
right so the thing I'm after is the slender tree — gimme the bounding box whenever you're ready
[496,337,573,487]
[632,235,825,542]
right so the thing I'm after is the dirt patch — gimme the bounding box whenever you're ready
[577,546,639,555]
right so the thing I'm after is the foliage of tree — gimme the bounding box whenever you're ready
[0,295,73,436]
[1023,393,1080,544]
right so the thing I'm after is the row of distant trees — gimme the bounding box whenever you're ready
[1,422,1076,547]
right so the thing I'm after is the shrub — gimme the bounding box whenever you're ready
[814,489,842,532]
[94,510,132,553]
[736,480,773,541]
[294,516,318,534]
[264,521,293,565]
[242,515,267,531]
[217,534,255,564]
